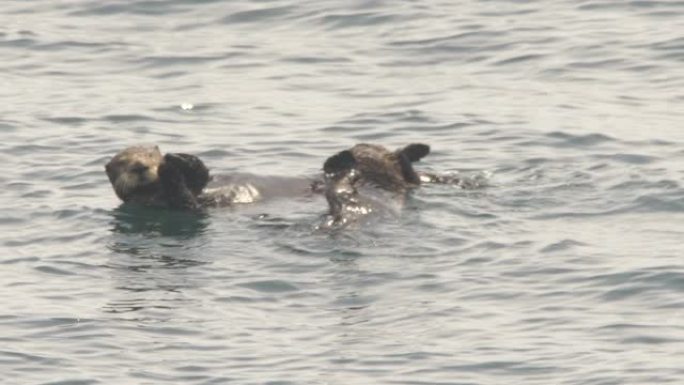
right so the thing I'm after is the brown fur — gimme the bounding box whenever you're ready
[321,143,430,226]
[105,146,163,204]
[106,146,320,210]
[348,143,428,192]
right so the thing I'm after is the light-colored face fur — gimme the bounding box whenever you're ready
[105,146,163,201]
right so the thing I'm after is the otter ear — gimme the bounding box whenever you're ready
[401,143,430,162]
[324,150,356,174]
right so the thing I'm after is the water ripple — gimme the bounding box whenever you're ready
[1,0,683,384]
[220,6,295,25]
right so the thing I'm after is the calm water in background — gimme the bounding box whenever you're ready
[1,1,683,384]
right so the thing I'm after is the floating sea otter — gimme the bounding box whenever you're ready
[322,143,434,227]
[105,145,320,210]
[106,143,465,218]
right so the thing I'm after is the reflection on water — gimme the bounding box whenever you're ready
[105,205,212,316]
[1,0,683,383]
[109,204,210,238]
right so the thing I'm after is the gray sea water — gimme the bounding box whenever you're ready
[2,1,684,384]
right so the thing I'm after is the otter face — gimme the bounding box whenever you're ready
[105,146,163,202]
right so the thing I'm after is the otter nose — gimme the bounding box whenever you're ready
[131,163,149,174]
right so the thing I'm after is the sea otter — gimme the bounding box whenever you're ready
[321,143,431,227]
[106,145,322,210]
[105,146,211,210]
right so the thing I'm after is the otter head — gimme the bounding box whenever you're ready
[349,143,430,191]
[105,145,163,202]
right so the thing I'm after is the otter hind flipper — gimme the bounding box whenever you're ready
[396,143,430,185]
[400,143,430,162]
[164,153,210,195]
[398,153,421,185]
[324,150,356,175]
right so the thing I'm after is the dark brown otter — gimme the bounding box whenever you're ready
[322,143,431,226]
[347,143,430,191]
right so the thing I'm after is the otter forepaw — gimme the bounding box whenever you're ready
[164,153,210,195]
[158,163,201,210]
[158,160,185,187]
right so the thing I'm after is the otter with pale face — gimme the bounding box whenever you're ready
[105,146,210,210]
[106,145,323,210]
[105,145,164,204]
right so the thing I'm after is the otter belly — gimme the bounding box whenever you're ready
[199,173,319,207]
[201,183,261,206]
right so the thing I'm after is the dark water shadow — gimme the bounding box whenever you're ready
[103,205,213,316]
[109,203,210,238]
[106,204,212,271]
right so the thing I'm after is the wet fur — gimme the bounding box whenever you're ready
[106,146,322,210]
[105,146,210,209]
[322,143,430,226]
[105,146,164,204]
[347,143,429,191]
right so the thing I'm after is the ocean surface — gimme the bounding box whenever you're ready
[1,1,683,384]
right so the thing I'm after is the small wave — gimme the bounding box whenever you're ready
[34,265,77,276]
[69,2,186,16]
[41,116,90,126]
[237,280,300,293]
[577,1,684,12]
[544,131,617,147]
[220,5,295,25]
[594,153,659,165]
[101,114,156,123]
[389,30,507,48]
[131,54,229,69]
[494,53,546,66]
[316,12,402,30]
[539,239,588,253]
